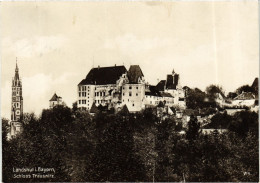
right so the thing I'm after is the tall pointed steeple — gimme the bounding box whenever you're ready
[10,58,23,137]
[14,57,19,80]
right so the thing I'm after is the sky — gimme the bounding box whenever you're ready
[1,1,259,119]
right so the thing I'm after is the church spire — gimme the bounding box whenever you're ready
[15,57,19,80]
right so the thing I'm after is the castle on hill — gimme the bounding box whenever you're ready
[77,65,186,112]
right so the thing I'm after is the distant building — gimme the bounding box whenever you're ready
[49,93,63,108]
[77,65,186,112]
[10,60,23,137]
[232,92,256,107]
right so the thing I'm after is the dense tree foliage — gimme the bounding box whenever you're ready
[236,84,256,95]
[2,105,259,182]
[205,84,224,101]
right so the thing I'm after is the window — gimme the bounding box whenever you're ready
[128,99,129,102]
[95,92,96,96]
[88,93,89,95]
[136,93,138,96]
[79,92,81,97]
[136,87,138,89]
[103,92,105,96]
[88,86,90,89]
[79,100,81,104]
[123,93,125,96]
[78,86,81,91]
[123,100,124,102]
[123,87,125,90]
[97,92,99,96]
[132,103,134,106]
[150,101,152,104]
[129,92,132,97]
[129,86,132,89]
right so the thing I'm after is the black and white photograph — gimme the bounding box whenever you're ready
[1,1,259,182]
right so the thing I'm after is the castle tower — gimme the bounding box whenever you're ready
[10,59,23,137]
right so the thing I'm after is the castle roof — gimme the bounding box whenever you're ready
[156,80,166,91]
[49,93,61,101]
[145,85,161,96]
[127,65,144,84]
[165,74,179,89]
[160,92,172,98]
[234,92,255,100]
[79,65,127,85]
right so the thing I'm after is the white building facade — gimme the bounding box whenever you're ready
[77,65,186,112]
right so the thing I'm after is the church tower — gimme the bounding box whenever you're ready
[10,59,23,137]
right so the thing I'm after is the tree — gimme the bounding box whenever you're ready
[236,85,255,95]
[186,88,207,109]
[186,115,201,141]
[229,111,258,136]
[72,101,78,113]
[205,84,224,101]
[87,113,146,181]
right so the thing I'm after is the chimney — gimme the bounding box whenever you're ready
[115,64,116,67]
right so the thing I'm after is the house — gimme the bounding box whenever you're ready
[232,92,256,107]
[49,93,64,108]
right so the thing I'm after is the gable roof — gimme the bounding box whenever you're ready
[79,65,127,85]
[234,92,255,100]
[49,93,61,101]
[156,80,166,91]
[160,92,172,97]
[145,85,161,96]
[127,65,144,84]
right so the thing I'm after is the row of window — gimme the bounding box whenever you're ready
[79,86,90,91]
[12,87,21,91]
[123,92,139,97]
[78,100,90,105]
[79,92,90,97]
[95,92,106,97]
[122,86,139,90]
[95,99,111,104]
[12,91,22,95]
[12,102,20,108]
[12,97,20,101]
